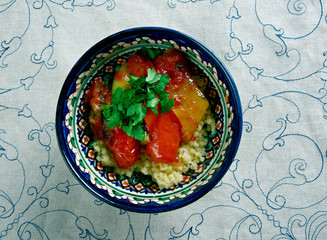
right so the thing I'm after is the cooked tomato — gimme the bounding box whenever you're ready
[90,114,106,140]
[85,78,111,107]
[104,126,141,169]
[144,108,157,133]
[86,79,141,168]
[127,54,154,77]
[146,110,182,164]
[153,47,190,89]
[85,79,112,140]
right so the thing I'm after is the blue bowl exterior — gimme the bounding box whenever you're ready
[56,27,243,213]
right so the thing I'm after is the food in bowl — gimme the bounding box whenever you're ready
[56,27,242,212]
[84,47,216,189]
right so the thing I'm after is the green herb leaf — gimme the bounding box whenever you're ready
[154,74,170,94]
[102,68,174,141]
[122,124,133,136]
[117,103,124,112]
[103,106,121,129]
[146,69,161,84]
[128,75,141,86]
[139,47,161,60]
[112,87,123,105]
[146,98,160,115]
[126,104,137,117]
[160,97,175,114]
[147,97,160,109]
[145,68,156,83]
[122,89,136,104]
[131,124,145,141]
[133,104,147,125]
[147,88,156,100]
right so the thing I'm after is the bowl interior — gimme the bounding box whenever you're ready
[56,27,242,213]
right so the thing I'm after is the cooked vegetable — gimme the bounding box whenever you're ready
[102,67,175,141]
[86,47,209,169]
[168,76,209,142]
[103,126,141,169]
[111,62,130,93]
[145,109,182,164]
[85,78,141,169]
[154,48,209,142]
[112,54,154,93]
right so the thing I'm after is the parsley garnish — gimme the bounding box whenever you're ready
[139,47,162,60]
[102,68,174,141]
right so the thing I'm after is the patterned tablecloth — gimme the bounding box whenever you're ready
[1,1,327,239]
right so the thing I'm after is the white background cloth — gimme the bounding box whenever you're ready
[1,0,327,239]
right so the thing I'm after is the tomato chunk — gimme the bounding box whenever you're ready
[86,79,141,169]
[90,118,106,140]
[85,78,111,135]
[146,110,182,164]
[104,126,141,169]
[144,108,157,133]
[128,54,154,77]
[85,78,111,110]
[153,47,190,89]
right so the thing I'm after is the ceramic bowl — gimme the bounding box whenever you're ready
[56,27,242,213]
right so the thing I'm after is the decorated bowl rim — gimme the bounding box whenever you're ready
[55,27,243,213]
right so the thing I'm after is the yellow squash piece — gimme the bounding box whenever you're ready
[168,76,209,142]
[111,62,132,93]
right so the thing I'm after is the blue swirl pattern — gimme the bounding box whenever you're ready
[1,0,327,239]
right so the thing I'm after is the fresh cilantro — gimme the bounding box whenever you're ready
[112,87,123,105]
[146,97,160,115]
[154,74,170,95]
[146,69,161,84]
[160,97,175,114]
[133,103,147,126]
[130,124,145,141]
[122,124,132,136]
[126,103,137,117]
[139,47,162,60]
[102,105,122,129]
[147,88,156,100]
[102,68,175,141]
[128,75,141,86]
